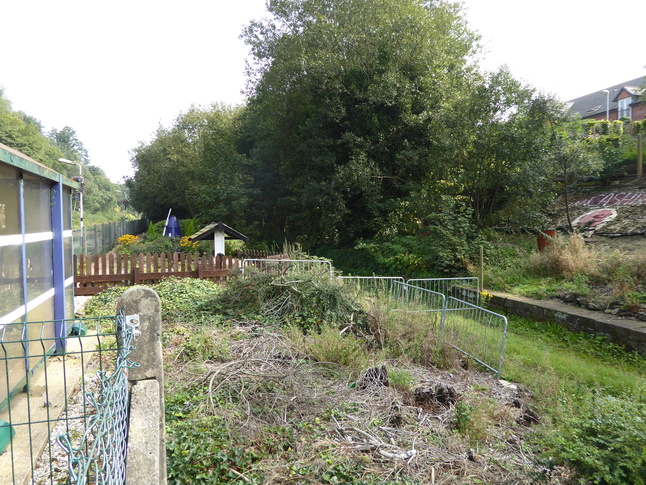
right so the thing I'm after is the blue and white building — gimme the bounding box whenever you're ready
[0,143,77,404]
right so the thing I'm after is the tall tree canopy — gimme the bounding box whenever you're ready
[0,87,62,165]
[48,126,119,214]
[125,0,600,259]
[240,0,558,244]
[127,104,250,224]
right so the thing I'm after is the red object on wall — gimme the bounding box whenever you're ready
[537,230,557,252]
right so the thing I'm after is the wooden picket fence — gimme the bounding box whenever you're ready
[73,252,239,296]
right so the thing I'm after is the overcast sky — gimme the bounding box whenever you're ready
[2,0,644,183]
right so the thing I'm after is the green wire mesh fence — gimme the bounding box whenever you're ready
[0,309,138,485]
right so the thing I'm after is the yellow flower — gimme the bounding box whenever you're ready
[479,290,493,303]
[118,234,139,246]
[180,236,199,250]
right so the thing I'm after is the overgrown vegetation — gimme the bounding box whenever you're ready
[482,232,646,318]
[198,271,366,331]
[84,277,223,323]
[121,0,645,268]
[83,267,646,484]
[538,393,646,484]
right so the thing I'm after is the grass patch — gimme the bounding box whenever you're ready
[500,314,646,484]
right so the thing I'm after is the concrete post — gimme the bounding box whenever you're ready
[118,286,167,485]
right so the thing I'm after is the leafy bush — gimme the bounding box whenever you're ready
[352,198,483,277]
[83,286,128,316]
[597,134,631,183]
[311,245,384,276]
[388,367,415,391]
[452,400,473,434]
[111,219,209,256]
[199,272,366,331]
[353,236,431,277]
[166,416,263,484]
[179,218,200,238]
[114,233,211,256]
[418,197,483,274]
[84,277,222,322]
[146,220,163,242]
[539,394,646,484]
[151,277,223,321]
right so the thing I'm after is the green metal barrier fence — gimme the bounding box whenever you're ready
[339,276,507,378]
[0,309,137,485]
[337,276,405,300]
[407,277,480,305]
[441,296,508,377]
[242,258,334,279]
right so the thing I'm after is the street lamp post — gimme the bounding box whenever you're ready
[58,158,86,254]
[602,89,610,120]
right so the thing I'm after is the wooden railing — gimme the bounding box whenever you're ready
[73,252,238,296]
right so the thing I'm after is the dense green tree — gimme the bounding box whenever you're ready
[241,0,567,245]
[419,70,562,228]
[127,104,250,224]
[0,89,62,164]
[0,87,11,113]
[241,0,481,244]
[49,126,90,164]
[127,124,196,220]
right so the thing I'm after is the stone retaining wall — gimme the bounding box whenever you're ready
[490,291,646,354]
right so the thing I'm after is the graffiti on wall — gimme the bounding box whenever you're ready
[573,209,618,230]
[571,192,646,207]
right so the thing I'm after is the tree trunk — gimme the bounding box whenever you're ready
[563,171,573,233]
[637,134,643,180]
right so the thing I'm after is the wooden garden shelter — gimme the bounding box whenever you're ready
[187,221,248,256]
